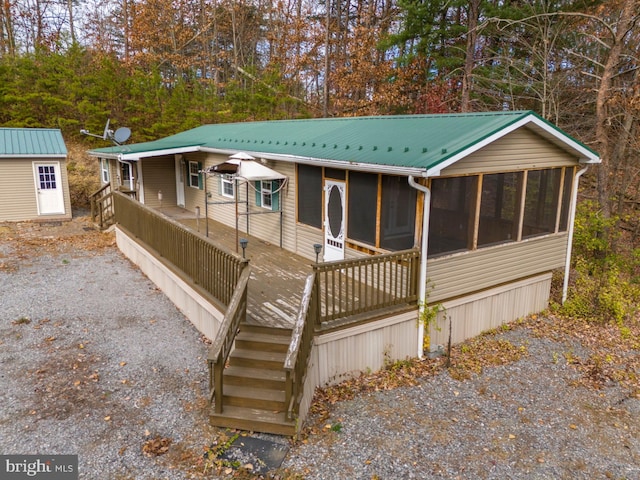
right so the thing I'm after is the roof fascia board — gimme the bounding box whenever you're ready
[0,154,66,159]
[88,146,200,161]
[199,147,428,177]
[426,113,600,176]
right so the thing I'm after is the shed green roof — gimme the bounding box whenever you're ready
[89,111,599,175]
[0,128,67,157]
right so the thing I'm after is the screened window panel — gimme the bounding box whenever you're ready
[428,176,477,256]
[558,167,574,232]
[477,172,522,247]
[297,164,322,228]
[347,171,378,246]
[523,168,562,238]
[380,175,417,250]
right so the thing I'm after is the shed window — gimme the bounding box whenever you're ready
[478,172,522,247]
[380,175,417,250]
[221,174,235,198]
[429,176,477,256]
[522,168,562,238]
[347,171,378,246]
[297,164,322,228]
[100,159,110,183]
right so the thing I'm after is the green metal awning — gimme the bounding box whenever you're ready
[89,111,600,175]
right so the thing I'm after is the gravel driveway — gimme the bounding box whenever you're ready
[1,217,639,480]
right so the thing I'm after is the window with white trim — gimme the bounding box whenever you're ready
[100,158,110,183]
[221,174,235,198]
[261,180,273,209]
[188,161,200,188]
[255,179,281,210]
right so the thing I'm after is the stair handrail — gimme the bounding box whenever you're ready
[208,265,251,413]
[89,183,114,229]
[284,272,318,421]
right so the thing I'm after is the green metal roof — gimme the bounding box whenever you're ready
[0,128,67,157]
[89,111,600,174]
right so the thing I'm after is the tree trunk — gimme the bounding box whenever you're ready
[461,0,480,112]
[595,0,638,218]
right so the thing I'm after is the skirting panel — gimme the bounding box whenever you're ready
[305,310,419,390]
[115,227,224,341]
[430,273,552,348]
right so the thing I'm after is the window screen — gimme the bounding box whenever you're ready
[347,171,378,246]
[558,167,574,232]
[522,168,562,238]
[478,172,522,246]
[380,175,417,250]
[297,164,322,228]
[428,176,477,256]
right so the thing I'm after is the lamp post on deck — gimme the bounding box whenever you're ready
[240,238,248,259]
[313,243,322,264]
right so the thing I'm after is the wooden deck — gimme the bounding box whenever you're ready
[157,206,312,329]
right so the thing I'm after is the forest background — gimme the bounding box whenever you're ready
[1,0,639,321]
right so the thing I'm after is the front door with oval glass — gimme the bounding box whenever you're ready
[33,162,65,216]
[323,180,346,261]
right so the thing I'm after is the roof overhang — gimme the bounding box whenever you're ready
[199,147,428,176]
[88,145,201,161]
[425,113,601,177]
[0,154,66,159]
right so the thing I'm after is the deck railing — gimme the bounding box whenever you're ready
[285,248,420,422]
[208,266,251,412]
[314,248,420,326]
[112,191,248,307]
[284,273,319,421]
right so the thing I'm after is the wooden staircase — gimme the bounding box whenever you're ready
[209,324,297,436]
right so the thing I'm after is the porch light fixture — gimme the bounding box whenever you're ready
[313,243,322,263]
[239,238,248,259]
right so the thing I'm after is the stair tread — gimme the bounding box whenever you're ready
[236,331,291,345]
[224,384,285,402]
[231,348,286,362]
[240,323,292,336]
[224,365,286,381]
[210,405,295,436]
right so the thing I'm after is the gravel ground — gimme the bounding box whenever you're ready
[0,218,216,479]
[1,216,639,480]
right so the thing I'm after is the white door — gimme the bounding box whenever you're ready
[175,155,185,207]
[33,162,65,215]
[323,180,346,261]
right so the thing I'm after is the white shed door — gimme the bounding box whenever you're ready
[33,162,65,215]
[323,180,346,262]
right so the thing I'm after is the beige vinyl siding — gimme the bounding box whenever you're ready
[183,152,209,213]
[142,156,177,208]
[441,127,578,176]
[295,223,323,261]
[427,233,568,303]
[0,158,71,222]
[246,160,296,252]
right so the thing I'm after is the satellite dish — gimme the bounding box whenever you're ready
[114,127,131,145]
[102,119,111,140]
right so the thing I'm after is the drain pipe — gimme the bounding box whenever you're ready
[562,165,589,304]
[408,176,431,359]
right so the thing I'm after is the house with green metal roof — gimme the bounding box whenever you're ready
[89,110,599,348]
[1,128,72,222]
[88,111,600,434]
